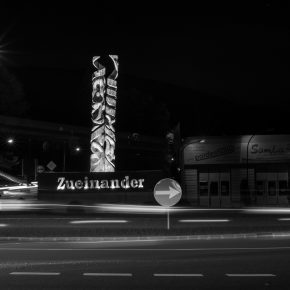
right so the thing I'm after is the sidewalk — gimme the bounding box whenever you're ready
[1,231,290,243]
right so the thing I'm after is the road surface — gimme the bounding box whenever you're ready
[0,237,290,289]
[1,209,290,237]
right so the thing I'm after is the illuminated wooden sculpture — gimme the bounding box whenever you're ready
[90,55,119,172]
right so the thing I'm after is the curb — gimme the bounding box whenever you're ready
[1,232,290,242]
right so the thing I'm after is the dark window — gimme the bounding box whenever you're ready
[279,180,288,196]
[199,181,208,196]
[256,181,265,196]
[268,181,276,196]
[210,181,218,196]
[221,181,229,196]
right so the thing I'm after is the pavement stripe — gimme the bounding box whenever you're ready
[10,272,60,276]
[154,274,203,277]
[278,218,290,221]
[83,273,132,277]
[70,220,128,224]
[226,274,276,277]
[179,219,230,223]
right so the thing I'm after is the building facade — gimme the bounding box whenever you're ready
[181,135,290,207]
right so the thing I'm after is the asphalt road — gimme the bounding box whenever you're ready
[1,206,290,289]
[0,237,290,289]
[1,209,290,237]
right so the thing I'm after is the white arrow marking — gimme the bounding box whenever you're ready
[156,186,180,199]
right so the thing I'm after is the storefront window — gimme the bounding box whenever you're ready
[199,181,208,196]
[279,180,288,196]
[210,181,218,196]
[256,181,265,196]
[268,181,276,196]
[221,181,229,196]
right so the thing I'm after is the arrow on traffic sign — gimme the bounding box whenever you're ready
[154,178,182,207]
[155,186,180,199]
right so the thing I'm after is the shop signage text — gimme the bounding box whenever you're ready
[250,144,290,155]
[194,145,235,161]
[57,175,145,191]
[38,171,164,195]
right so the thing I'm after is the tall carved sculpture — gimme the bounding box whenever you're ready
[90,55,119,172]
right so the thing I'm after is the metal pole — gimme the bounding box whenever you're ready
[167,209,170,230]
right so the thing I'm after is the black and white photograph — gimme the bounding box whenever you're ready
[0,1,289,289]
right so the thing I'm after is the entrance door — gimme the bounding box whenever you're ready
[199,171,231,208]
[220,172,231,207]
[209,172,231,208]
[199,172,209,207]
[278,173,288,205]
[209,173,220,207]
[267,172,278,205]
[256,171,288,205]
[256,173,266,205]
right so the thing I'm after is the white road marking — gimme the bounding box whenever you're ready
[179,219,230,223]
[278,218,290,221]
[226,274,276,277]
[70,220,128,224]
[10,272,60,276]
[83,273,132,277]
[154,274,203,277]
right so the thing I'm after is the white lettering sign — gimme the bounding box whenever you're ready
[56,176,145,191]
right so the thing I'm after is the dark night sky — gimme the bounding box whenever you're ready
[0,1,289,136]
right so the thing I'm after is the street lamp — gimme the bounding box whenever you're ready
[7,138,14,144]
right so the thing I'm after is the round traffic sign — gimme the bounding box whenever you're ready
[154,178,182,207]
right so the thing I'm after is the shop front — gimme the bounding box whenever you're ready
[181,135,290,207]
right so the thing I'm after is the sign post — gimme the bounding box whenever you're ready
[154,178,182,230]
